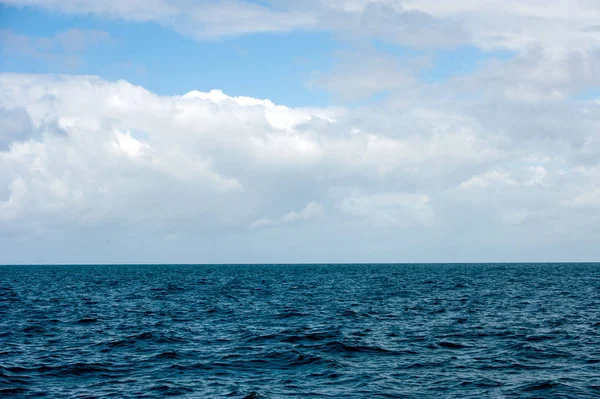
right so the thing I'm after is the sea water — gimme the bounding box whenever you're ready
[1,263,599,398]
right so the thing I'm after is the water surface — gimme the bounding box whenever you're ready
[1,263,599,398]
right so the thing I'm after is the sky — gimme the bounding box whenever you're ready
[0,1,599,264]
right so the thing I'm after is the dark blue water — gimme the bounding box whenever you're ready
[1,264,600,398]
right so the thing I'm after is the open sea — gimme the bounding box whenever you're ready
[1,263,599,398]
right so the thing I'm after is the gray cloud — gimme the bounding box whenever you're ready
[454,47,600,103]
[0,107,34,151]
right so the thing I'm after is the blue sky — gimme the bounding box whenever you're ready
[0,1,600,263]
[0,4,517,106]
[0,5,336,106]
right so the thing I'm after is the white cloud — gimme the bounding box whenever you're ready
[0,72,599,262]
[112,130,149,158]
[403,0,600,51]
[3,0,599,53]
[458,167,548,190]
[251,202,324,228]
[1,2,600,262]
[0,0,315,39]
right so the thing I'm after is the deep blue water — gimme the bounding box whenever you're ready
[1,263,600,398]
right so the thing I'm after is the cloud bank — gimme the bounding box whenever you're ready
[0,1,599,262]
[0,72,599,262]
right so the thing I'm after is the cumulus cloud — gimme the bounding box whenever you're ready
[0,72,599,262]
[0,1,599,262]
[0,107,34,151]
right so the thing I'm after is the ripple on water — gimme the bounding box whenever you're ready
[1,263,599,398]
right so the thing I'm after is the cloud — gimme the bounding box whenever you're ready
[563,189,600,208]
[309,49,421,101]
[3,2,598,120]
[0,73,599,262]
[402,0,600,51]
[0,0,179,21]
[0,2,599,262]
[0,0,315,40]
[299,1,468,49]
[336,192,434,227]
[0,107,34,151]
[0,29,110,69]
[3,0,599,53]
[454,47,600,103]
[457,167,548,190]
[251,202,324,228]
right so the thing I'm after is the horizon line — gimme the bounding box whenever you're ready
[2,262,599,266]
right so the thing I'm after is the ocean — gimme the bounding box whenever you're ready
[1,263,599,398]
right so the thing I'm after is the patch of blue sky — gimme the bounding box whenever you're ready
[371,39,425,58]
[571,87,600,102]
[0,4,517,106]
[0,5,338,107]
[243,0,276,9]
